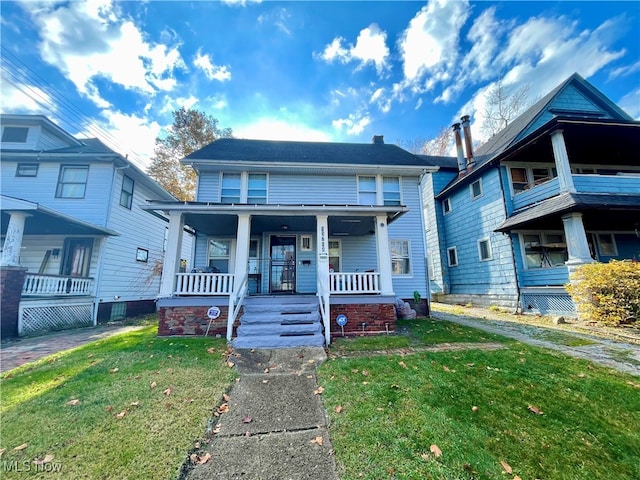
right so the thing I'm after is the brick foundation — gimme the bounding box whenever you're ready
[158,305,241,337]
[1,266,27,339]
[330,302,396,337]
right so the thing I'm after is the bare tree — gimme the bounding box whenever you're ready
[147,108,233,200]
[398,126,453,156]
[481,80,531,137]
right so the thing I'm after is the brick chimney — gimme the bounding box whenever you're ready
[372,135,384,144]
[451,123,466,173]
[461,115,475,170]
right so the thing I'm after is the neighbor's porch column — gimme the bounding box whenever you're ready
[375,214,394,296]
[551,130,576,193]
[562,212,594,277]
[159,211,184,297]
[1,211,30,266]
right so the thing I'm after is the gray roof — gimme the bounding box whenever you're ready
[184,138,429,167]
[496,192,640,232]
[417,154,458,170]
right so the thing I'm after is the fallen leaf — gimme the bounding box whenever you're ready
[33,454,54,465]
[212,426,221,434]
[227,361,235,368]
[362,381,369,385]
[264,368,270,373]
[163,388,172,396]
[87,354,94,358]
[351,369,359,374]
[310,436,324,445]
[335,405,343,414]
[391,384,400,390]
[150,381,157,389]
[528,405,544,415]
[245,431,251,437]
[105,405,113,412]
[109,368,119,374]
[513,476,522,480]
[130,401,141,407]
[223,393,231,402]
[306,374,313,379]
[313,386,324,395]
[472,406,478,412]
[0,448,5,458]
[443,366,451,372]
[626,381,640,388]
[189,453,198,464]
[115,410,127,419]
[66,399,80,406]
[217,403,229,414]
[13,443,28,451]
[465,363,475,367]
[376,407,384,411]
[185,398,194,404]
[242,416,252,423]
[308,359,315,364]
[500,460,513,474]
[262,379,269,384]
[578,373,586,378]
[134,375,141,380]
[430,444,442,457]
[207,347,216,354]
[420,453,429,460]
[398,361,408,369]
[361,370,369,376]
[197,452,211,465]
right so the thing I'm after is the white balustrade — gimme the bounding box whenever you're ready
[329,272,380,294]
[22,274,94,296]
[175,273,235,295]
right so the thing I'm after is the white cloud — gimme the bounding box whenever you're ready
[332,112,371,135]
[617,88,640,120]
[193,50,232,81]
[0,82,55,114]
[319,24,389,73]
[234,118,331,142]
[221,0,262,6]
[609,60,640,80]
[370,88,391,113]
[23,0,186,108]
[160,95,199,114]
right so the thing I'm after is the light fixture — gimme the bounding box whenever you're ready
[281,224,289,231]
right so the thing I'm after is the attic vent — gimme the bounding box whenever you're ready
[2,126,29,143]
[372,135,384,144]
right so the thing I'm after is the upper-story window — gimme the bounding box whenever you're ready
[442,197,452,214]
[120,175,134,209]
[470,179,483,199]
[16,163,39,177]
[221,172,267,204]
[2,126,29,143]
[509,166,557,194]
[357,175,401,206]
[56,165,89,198]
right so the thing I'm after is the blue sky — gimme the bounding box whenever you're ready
[1,0,638,170]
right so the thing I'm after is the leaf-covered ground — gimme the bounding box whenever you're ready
[0,326,235,479]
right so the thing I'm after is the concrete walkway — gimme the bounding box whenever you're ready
[185,347,338,480]
[431,304,640,377]
[0,324,145,373]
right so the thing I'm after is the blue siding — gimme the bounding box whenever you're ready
[441,168,517,296]
[295,234,317,294]
[197,171,220,202]
[573,175,640,194]
[512,178,560,210]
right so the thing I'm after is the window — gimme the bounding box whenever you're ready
[16,163,38,177]
[56,165,89,198]
[442,198,452,214]
[247,174,267,204]
[208,239,232,273]
[328,240,341,272]
[509,166,558,194]
[470,179,483,199]
[120,175,134,209]
[478,238,492,261]
[510,168,528,193]
[447,247,458,267]
[358,176,377,205]
[522,232,567,269]
[136,248,148,262]
[390,239,411,275]
[248,239,261,273]
[2,126,28,143]
[300,235,312,251]
[382,176,401,206]
[221,173,241,203]
[596,233,617,256]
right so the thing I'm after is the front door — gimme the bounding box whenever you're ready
[60,238,93,277]
[270,236,296,293]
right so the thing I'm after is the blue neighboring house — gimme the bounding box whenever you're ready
[143,136,436,347]
[424,73,640,315]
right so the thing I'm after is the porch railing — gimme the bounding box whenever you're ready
[329,272,381,294]
[227,273,248,341]
[22,274,94,297]
[175,273,234,295]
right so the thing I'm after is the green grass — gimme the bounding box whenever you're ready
[604,347,640,367]
[320,319,640,480]
[530,330,596,346]
[398,318,512,344]
[331,334,412,352]
[0,326,235,479]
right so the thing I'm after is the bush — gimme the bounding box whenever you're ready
[566,260,640,326]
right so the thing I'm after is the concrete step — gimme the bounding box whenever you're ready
[243,302,318,314]
[240,311,321,325]
[238,322,322,337]
[233,333,325,349]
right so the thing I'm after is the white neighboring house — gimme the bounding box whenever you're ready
[0,114,193,337]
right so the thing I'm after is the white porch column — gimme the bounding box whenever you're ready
[375,214,394,296]
[233,214,251,288]
[562,212,594,276]
[1,212,29,266]
[551,130,576,193]
[159,212,184,297]
[316,215,330,287]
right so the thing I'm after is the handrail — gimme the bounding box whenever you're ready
[227,273,248,341]
[317,278,331,346]
[22,273,94,296]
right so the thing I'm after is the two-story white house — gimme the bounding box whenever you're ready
[143,136,437,347]
[0,114,192,337]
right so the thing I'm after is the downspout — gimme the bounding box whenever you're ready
[496,163,521,314]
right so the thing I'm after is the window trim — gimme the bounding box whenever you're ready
[16,163,39,177]
[357,175,377,205]
[477,238,492,261]
[442,197,452,215]
[2,126,29,143]
[390,238,412,276]
[508,164,558,196]
[470,179,483,199]
[382,176,402,206]
[447,246,458,267]
[300,235,313,252]
[120,174,134,209]
[220,172,268,204]
[596,233,618,257]
[56,165,89,199]
[519,231,568,270]
[207,238,235,273]
[328,239,342,273]
[357,174,402,206]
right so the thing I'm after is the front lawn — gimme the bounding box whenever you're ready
[319,319,640,480]
[0,326,235,479]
